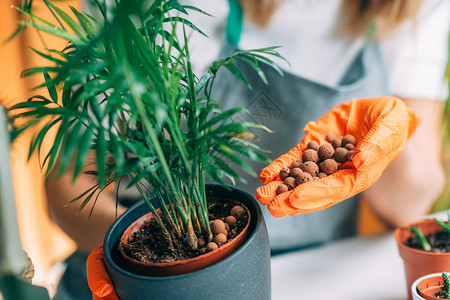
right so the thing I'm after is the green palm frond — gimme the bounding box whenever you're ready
[10,0,284,246]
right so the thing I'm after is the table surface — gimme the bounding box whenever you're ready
[270,212,448,300]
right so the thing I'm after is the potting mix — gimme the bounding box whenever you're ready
[119,199,249,263]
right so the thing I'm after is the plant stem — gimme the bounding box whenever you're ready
[136,184,174,252]
[407,226,432,251]
[154,188,181,238]
[434,218,450,234]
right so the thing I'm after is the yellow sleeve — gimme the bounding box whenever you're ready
[357,196,391,236]
[0,0,82,286]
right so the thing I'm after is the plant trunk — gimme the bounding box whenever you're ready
[186,221,198,250]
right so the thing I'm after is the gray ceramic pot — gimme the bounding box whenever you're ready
[103,184,271,300]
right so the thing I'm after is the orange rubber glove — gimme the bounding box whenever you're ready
[256,96,420,218]
[87,245,119,300]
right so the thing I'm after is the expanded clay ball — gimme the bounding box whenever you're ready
[342,134,356,146]
[345,143,355,151]
[279,168,290,180]
[290,168,303,178]
[225,216,237,226]
[300,162,319,177]
[296,172,313,184]
[302,149,319,163]
[284,177,297,190]
[214,233,227,245]
[334,147,348,163]
[331,137,343,149]
[318,144,335,161]
[206,242,218,252]
[198,236,206,248]
[319,159,338,175]
[347,150,355,161]
[277,184,289,194]
[307,141,319,151]
[318,172,327,178]
[325,133,335,143]
[211,220,226,234]
[231,206,246,219]
[290,160,302,169]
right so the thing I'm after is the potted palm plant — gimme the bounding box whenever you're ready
[8,0,285,298]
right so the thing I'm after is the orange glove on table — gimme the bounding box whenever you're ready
[256,96,420,218]
[87,245,119,300]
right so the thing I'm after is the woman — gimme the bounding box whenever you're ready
[184,0,449,252]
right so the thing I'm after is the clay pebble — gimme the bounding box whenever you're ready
[334,147,348,163]
[230,206,245,219]
[317,172,327,178]
[296,172,313,184]
[211,220,226,234]
[290,160,302,169]
[318,144,335,161]
[214,233,227,245]
[198,237,206,248]
[325,133,335,143]
[331,137,343,149]
[284,177,297,190]
[347,150,355,161]
[225,216,237,226]
[279,167,290,180]
[302,149,319,163]
[342,134,356,146]
[344,143,355,151]
[307,141,319,151]
[289,167,303,178]
[319,159,338,175]
[277,184,289,194]
[206,242,218,252]
[300,161,319,177]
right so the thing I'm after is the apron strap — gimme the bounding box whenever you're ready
[226,0,243,47]
[365,22,377,42]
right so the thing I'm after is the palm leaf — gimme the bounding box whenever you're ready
[45,2,86,40]
[69,5,97,39]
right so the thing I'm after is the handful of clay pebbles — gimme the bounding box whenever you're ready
[277,133,356,195]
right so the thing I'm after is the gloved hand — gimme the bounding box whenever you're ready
[256,96,420,218]
[87,245,119,300]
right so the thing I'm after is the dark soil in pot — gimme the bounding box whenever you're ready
[405,230,450,253]
[119,198,249,264]
[431,291,447,298]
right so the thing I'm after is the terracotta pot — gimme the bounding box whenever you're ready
[394,219,450,300]
[118,199,251,276]
[103,184,271,300]
[411,272,449,300]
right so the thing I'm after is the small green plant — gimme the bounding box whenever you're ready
[9,0,285,251]
[442,272,450,299]
[403,225,432,251]
[434,211,450,237]
[404,212,450,252]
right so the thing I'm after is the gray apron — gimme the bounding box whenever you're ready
[211,1,389,252]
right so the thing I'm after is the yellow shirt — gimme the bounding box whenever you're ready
[0,0,79,287]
